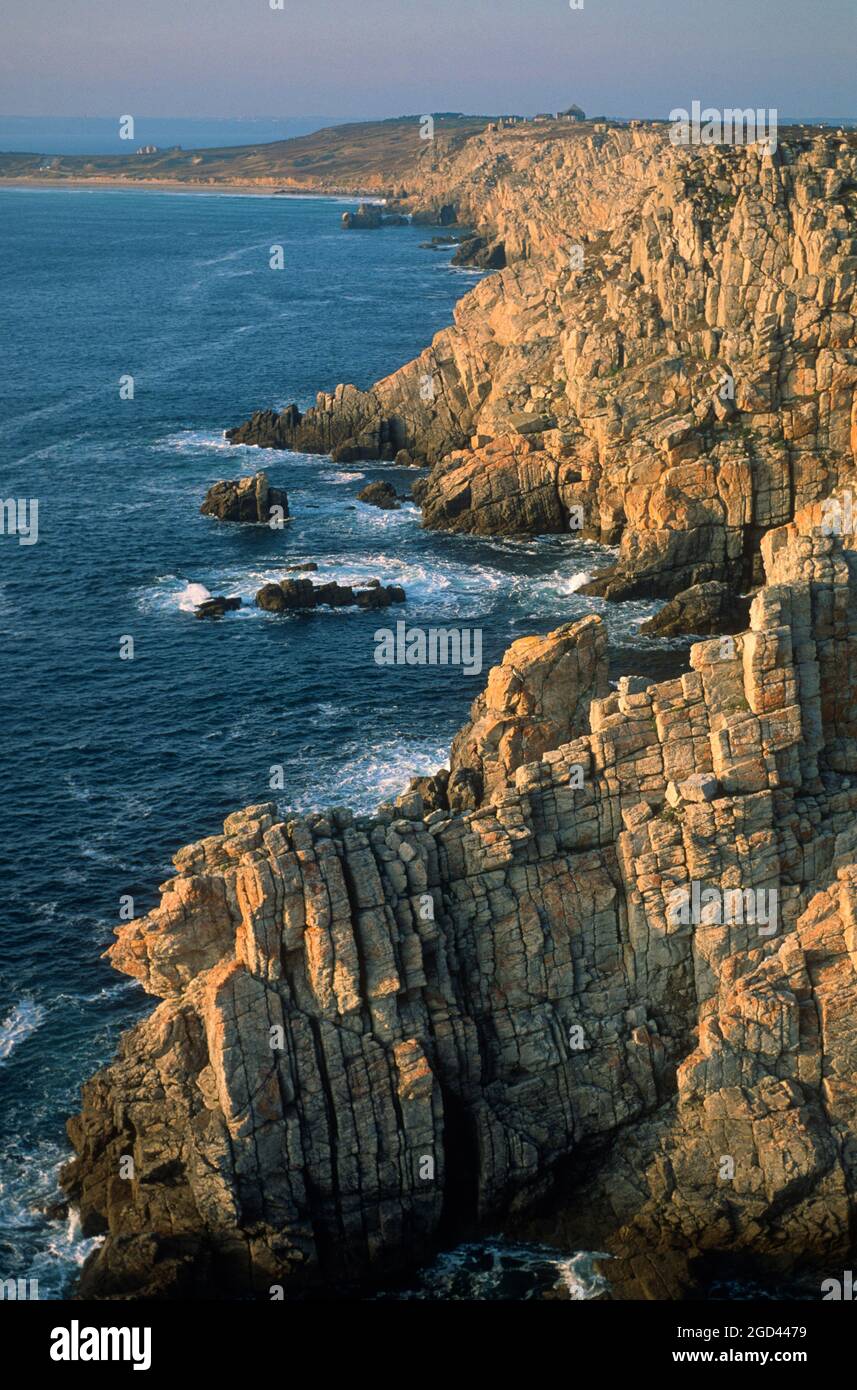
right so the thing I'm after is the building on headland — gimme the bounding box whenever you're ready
[135,145,159,155]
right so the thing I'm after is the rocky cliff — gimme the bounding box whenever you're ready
[63,499,857,1298]
[229,122,857,608]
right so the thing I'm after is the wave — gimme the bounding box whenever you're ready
[0,1000,47,1064]
[285,736,450,818]
[375,1239,611,1301]
[177,581,212,611]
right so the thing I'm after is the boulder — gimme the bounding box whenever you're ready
[356,480,400,510]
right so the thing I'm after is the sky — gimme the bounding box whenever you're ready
[1,0,854,122]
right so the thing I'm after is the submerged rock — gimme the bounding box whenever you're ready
[200,470,289,524]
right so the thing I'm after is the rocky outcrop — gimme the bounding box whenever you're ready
[201,472,289,524]
[638,581,752,638]
[415,433,582,536]
[342,204,408,229]
[195,597,242,620]
[227,124,857,594]
[414,615,609,809]
[356,481,400,510]
[63,497,857,1300]
[255,577,406,612]
[451,235,506,269]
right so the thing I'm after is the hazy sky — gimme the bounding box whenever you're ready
[1,0,854,121]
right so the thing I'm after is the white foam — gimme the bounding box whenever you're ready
[0,1001,46,1064]
[177,582,212,612]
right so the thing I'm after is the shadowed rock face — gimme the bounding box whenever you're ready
[638,581,752,639]
[226,125,857,597]
[63,502,857,1299]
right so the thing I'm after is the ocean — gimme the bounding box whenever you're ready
[0,115,344,155]
[0,183,684,1299]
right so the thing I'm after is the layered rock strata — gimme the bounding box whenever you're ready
[64,499,857,1299]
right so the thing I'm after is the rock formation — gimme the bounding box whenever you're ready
[255,577,406,612]
[226,124,857,603]
[450,235,506,269]
[638,581,751,638]
[195,597,242,620]
[356,480,400,510]
[63,496,857,1299]
[342,204,409,229]
[414,433,580,536]
[201,471,289,525]
[412,615,609,810]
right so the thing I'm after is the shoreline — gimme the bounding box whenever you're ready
[0,175,386,199]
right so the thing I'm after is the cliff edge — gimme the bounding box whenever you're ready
[63,499,857,1298]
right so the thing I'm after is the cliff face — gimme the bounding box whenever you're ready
[230,124,857,601]
[64,501,857,1298]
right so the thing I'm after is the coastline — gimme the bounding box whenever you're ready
[0,176,384,198]
[32,117,857,1302]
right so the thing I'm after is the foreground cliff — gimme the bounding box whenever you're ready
[230,122,857,607]
[64,499,857,1298]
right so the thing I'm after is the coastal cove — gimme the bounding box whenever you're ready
[0,185,681,1298]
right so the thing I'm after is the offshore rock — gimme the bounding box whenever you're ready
[255,578,406,612]
[200,471,289,524]
[342,204,409,229]
[356,480,400,510]
[195,597,242,620]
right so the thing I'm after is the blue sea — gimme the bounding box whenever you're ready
[0,184,684,1299]
[0,115,344,155]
